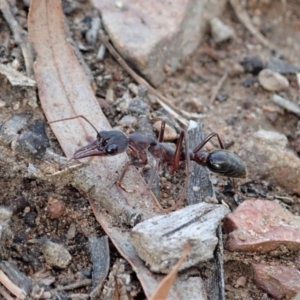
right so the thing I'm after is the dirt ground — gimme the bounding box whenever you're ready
[0,0,300,299]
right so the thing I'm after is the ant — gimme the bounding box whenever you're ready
[50,115,247,206]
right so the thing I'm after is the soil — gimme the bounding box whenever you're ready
[0,0,300,299]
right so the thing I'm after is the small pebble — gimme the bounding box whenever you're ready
[216,93,228,102]
[24,206,30,213]
[193,186,200,192]
[11,58,21,70]
[241,56,264,75]
[119,115,137,127]
[258,69,289,92]
[96,43,106,61]
[23,211,37,227]
[128,83,138,95]
[0,206,12,224]
[236,276,247,287]
[13,233,27,243]
[13,102,20,110]
[106,89,115,104]
[41,291,52,299]
[112,71,123,81]
[85,16,101,46]
[229,63,244,77]
[46,197,65,219]
[66,223,76,240]
[242,77,257,87]
[210,17,235,43]
[41,239,72,268]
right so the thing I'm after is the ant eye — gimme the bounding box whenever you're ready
[106,144,118,155]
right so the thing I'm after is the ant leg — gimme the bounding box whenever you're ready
[117,147,148,193]
[172,130,185,171]
[146,159,161,190]
[169,130,191,210]
[179,130,191,204]
[153,130,187,211]
[145,120,166,190]
[192,132,225,154]
[117,160,148,193]
[158,120,166,142]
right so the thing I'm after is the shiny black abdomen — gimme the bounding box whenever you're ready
[206,150,247,178]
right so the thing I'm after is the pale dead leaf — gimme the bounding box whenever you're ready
[28,0,158,215]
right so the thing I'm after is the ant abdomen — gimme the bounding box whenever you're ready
[206,150,247,178]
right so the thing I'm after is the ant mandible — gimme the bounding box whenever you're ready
[49,115,247,196]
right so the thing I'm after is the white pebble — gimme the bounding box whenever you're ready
[258,69,289,92]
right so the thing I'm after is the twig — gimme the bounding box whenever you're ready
[0,270,26,299]
[46,163,83,177]
[209,71,228,105]
[56,279,92,291]
[229,0,279,54]
[0,286,15,300]
[271,94,300,117]
[262,105,284,114]
[99,30,190,126]
[199,46,220,62]
[68,293,90,300]
[0,0,34,77]
[274,195,294,204]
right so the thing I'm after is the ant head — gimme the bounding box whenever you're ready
[97,130,128,156]
[72,130,128,159]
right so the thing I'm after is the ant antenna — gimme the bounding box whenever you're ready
[49,115,101,139]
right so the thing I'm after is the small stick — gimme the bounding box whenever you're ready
[0,286,15,300]
[0,270,26,299]
[230,0,281,55]
[209,71,228,105]
[271,94,300,117]
[56,279,92,291]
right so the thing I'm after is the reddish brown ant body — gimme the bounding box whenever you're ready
[50,115,247,192]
